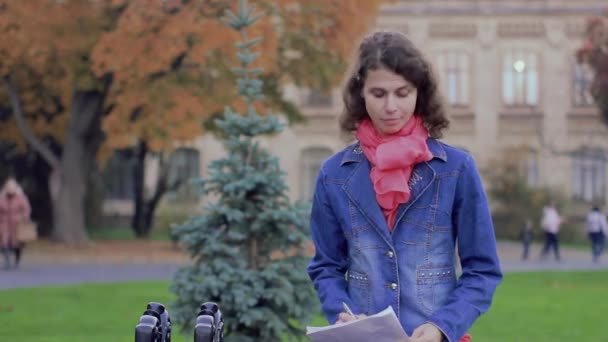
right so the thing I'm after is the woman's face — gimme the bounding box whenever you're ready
[361,67,418,135]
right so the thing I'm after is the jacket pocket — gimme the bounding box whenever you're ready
[346,269,371,315]
[416,265,456,315]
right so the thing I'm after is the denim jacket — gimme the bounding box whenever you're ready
[307,138,502,342]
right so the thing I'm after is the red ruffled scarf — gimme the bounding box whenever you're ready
[355,116,432,231]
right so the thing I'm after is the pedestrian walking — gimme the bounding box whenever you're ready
[540,203,562,261]
[0,178,32,270]
[520,219,534,260]
[585,206,607,263]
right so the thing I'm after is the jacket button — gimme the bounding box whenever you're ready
[390,283,398,290]
[387,251,394,258]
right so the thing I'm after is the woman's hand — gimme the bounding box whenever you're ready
[335,312,367,324]
[410,323,443,342]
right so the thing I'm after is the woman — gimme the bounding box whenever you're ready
[0,178,31,270]
[307,31,502,342]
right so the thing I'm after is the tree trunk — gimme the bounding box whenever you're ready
[4,74,109,244]
[131,140,148,237]
[84,167,105,230]
[132,149,175,238]
[52,90,107,244]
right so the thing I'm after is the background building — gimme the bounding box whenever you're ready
[103,0,608,219]
[371,0,607,211]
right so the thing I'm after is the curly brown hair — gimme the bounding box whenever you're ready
[339,31,449,138]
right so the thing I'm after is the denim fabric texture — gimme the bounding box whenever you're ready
[307,138,503,342]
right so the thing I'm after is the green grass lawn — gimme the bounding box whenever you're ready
[0,271,606,341]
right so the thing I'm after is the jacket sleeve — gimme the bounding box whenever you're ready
[306,167,354,324]
[427,154,503,342]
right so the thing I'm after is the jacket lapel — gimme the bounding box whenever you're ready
[342,147,393,243]
[393,161,436,227]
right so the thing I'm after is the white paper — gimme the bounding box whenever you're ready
[306,306,410,342]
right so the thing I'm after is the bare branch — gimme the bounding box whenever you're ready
[2,74,61,169]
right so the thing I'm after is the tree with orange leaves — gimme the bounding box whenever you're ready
[578,9,608,123]
[0,0,114,244]
[93,0,389,238]
[1,0,389,241]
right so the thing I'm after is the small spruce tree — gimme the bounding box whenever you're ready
[170,1,317,340]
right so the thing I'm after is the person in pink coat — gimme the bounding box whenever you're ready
[0,178,31,269]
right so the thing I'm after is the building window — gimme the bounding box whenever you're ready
[304,88,333,107]
[572,147,605,203]
[502,51,539,107]
[572,55,595,107]
[103,150,134,200]
[167,148,200,201]
[436,51,470,106]
[523,150,539,187]
[299,147,333,201]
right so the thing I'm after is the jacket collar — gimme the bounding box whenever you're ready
[340,137,444,242]
[340,137,447,166]
[427,138,447,162]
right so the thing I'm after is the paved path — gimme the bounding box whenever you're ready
[495,241,608,272]
[1,241,606,290]
[0,263,182,290]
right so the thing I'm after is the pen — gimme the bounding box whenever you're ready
[342,302,355,318]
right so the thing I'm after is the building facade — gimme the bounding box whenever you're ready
[104,0,608,217]
[373,0,608,211]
